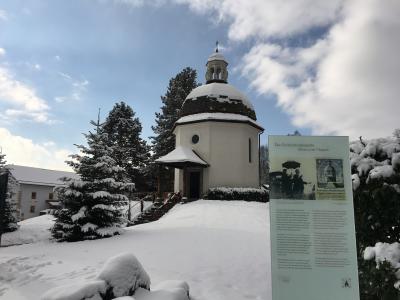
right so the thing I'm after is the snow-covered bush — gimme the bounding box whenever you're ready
[351,131,400,299]
[97,253,150,298]
[204,187,269,202]
[41,253,190,300]
[362,242,400,299]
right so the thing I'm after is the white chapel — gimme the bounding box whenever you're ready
[156,48,264,199]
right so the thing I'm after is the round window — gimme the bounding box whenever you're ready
[192,134,199,144]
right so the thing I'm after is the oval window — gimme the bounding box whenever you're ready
[192,134,199,144]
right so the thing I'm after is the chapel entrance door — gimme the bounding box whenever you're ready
[189,171,201,199]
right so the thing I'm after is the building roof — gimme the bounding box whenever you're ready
[155,146,209,169]
[7,165,78,186]
[207,52,227,63]
[181,82,257,120]
[175,112,264,131]
[186,82,254,110]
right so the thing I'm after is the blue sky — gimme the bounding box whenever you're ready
[1,0,399,170]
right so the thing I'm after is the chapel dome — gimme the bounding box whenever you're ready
[180,47,257,121]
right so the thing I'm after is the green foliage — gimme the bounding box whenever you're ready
[260,145,269,185]
[204,187,269,202]
[52,120,134,242]
[103,101,151,191]
[151,67,199,192]
[351,131,400,299]
[0,153,19,233]
[358,259,399,300]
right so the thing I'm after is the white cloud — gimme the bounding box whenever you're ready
[55,75,89,103]
[34,63,41,71]
[177,0,343,41]
[0,48,5,57]
[0,66,52,123]
[54,55,61,61]
[0,9,8,21]
[0,127,72,171]
[240,0,400,138]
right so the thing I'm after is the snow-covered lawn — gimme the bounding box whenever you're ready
[1,215,55,247]
[0,200,271,300]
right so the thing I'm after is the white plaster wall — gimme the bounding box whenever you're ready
[174,121,261,194]
[208,122,260,188]
[16,184,55,220]
[174,122,211,194]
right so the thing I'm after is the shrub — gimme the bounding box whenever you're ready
[204,187,269,202]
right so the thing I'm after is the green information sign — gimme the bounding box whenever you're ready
[269,136,360,300]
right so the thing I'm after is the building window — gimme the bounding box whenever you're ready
[30,205,35,213]
[49,192,54,200]
[31,192,37,199]
[249,138,252,163]
[192,134,199,144]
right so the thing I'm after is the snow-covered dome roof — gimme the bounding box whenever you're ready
[180,49,257,120]
[181,83,257,120]
[207,52,227,63]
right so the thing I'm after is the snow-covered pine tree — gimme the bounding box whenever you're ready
[52,118,134,242]
[350,130,400,299]
[0,152,19,232]
[103,102,150,191]
[151,67,199,192]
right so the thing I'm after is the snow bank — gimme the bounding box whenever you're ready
[134,287,189,300]
[1,214,54,246]
[97,253,150,297]
[41,280,106,300]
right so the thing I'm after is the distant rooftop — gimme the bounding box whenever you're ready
[7,165,78,186]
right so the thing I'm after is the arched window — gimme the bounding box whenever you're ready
[248,138,252,163]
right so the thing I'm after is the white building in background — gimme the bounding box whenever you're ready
[7,165,77,220]
[156,49,264,199]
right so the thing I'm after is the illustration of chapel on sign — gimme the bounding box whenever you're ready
[156,47,264,199]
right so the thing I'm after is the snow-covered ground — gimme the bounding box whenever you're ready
[0,200,271,300]
[1,215,55,247]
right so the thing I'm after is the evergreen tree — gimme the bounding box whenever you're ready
[151,67,199,192]
[103,102,150,191]
[0,152,19,232]
[260,145,269,185]
[350,130,400,299]
[52,118,134,242]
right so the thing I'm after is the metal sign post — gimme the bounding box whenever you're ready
[0,171,9,247]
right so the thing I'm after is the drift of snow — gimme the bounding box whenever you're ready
[41,280,106,300]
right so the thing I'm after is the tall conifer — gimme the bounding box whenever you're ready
[0,153,19,232]
[103,102,150,191]
[151,67,199,191]
[52,117,134,242]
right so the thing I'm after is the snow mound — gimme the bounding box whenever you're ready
[134,287,189,300]
[41,280,106,300]
[97,253,150,297]
[1,214,54,246]
[152,280,189,294]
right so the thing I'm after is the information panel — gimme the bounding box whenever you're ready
[269,136,359,300]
